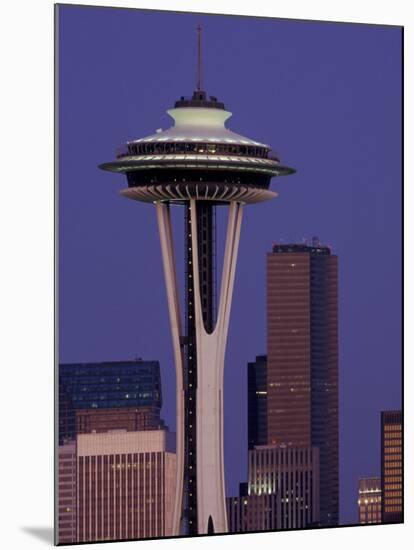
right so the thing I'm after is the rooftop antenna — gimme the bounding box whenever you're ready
[197,24,203,92]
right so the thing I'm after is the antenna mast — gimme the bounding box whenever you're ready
[197,24,203,92]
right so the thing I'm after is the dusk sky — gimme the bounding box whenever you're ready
[58,5,402,525]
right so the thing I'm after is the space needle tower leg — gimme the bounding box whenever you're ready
[155,202,185,536]
[189,199,243,534]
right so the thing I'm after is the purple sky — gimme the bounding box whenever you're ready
[58,5,402,525]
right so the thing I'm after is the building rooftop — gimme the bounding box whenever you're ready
[77,429,176,456]
[272,238,332,255]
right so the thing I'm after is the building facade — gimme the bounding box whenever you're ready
[226,493,282,533]
[76,430,176,542]
[58,441,77,544]
[381,410,403,523]
[75,407,162,435]
[248,445,320,529]
[358,477,382,524]
[266,242,338,526]
[248,355,267,450]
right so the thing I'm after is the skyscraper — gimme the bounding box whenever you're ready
[358,477,382,524]
[381,410,403,523]
[266,241,338,526]
[99,28,295,535]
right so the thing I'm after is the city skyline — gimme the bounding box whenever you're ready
[58,4,402,526]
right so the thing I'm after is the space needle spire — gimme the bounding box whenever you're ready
[99,29,295,537]
[197,24,203,92]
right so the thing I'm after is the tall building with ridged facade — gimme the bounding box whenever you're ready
[381,410,403,523]
[227,238,337,533]
[76,430,176,542]
[266,240,338,526]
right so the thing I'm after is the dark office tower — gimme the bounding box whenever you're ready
[381,410,403,523]
[59,360,165,443]
[248,355,267,449]
[267,241,338,526]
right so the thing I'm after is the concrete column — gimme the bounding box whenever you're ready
[155,202,185,536]
[190,199,243,534]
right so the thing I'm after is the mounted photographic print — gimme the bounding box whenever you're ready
[55,3,403,545]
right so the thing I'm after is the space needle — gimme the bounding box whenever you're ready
[99,26,295,536]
